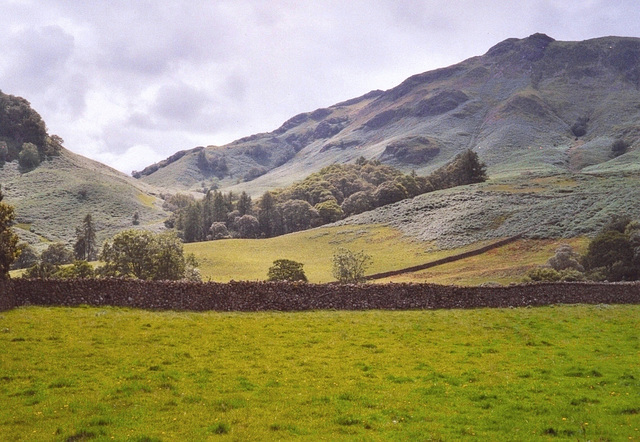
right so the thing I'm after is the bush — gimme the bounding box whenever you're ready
[18,142,40,170]
[267,259,308,282]
[611,139,629,157]
[331,248,372,283]
[524,267,561,282]
[547,244,584,272]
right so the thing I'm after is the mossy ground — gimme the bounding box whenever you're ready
[1,305,638,440]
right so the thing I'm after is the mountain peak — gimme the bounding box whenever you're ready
[485,33,555,61]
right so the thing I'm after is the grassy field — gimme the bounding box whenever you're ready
[1,305,638,440]
[185,224,586,285]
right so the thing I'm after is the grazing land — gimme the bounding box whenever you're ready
[185,223,587,284]
[1,305,638,440]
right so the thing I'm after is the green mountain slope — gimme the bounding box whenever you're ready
[138,34,640,195]
[1,148,168,250]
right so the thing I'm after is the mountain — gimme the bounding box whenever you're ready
[0,90,169,251]
[136,34,640,196]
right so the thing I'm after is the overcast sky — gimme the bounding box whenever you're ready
[2,0,639,174]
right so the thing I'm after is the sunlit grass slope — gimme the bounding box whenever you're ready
[382,237,590,286]
[185,224,476,283]
[185,224,588,284]
[1,305,638,440]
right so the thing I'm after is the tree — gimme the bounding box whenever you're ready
[11,242,37,270]
[373,181,408,207]
[315,199,344,224]
[41,242,73,265]
[153,232,186,281]
[279,199,320,234]
[23,262,58,279]
[99,230,191,280]
[331,248,372,283]
[235,214,260,238]
[0,186,20,279]
[267,259,308,282]
[258,191,280,237]
[208,222,230,240]
[74,213,97,260]
[237,191,252,216]
[18,142,40,171]
[341,191,375,217]
[582,230,636,281]
[182,203,204,243]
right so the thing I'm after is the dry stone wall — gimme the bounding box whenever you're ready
[1,279,639,312]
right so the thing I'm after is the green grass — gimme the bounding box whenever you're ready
[185,224,587,285]
[384,237,589,285]
[185,224,485,283]
[0,305,638,440]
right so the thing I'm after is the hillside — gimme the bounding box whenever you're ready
[138,34,640,195]
[1,147,169,250]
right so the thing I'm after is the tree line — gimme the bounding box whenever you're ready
[170,150,487,242]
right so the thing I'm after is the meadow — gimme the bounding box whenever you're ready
[1,305,638,440]
[185,224,586,285]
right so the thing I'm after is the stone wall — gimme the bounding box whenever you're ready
[1,279,639,312]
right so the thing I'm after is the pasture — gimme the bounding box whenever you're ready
[1,304,638,440]
[185,223,587,285]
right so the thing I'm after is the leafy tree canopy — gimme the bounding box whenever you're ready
[99,230,190,280]
[267,259,308,282]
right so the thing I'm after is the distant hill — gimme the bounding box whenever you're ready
[137,34,640,196]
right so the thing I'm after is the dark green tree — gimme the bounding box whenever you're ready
[237,191,252,216]
[74,213,97,261]
[41,242,73,266]
[279,199,320,234]
[267,259,308,282]
[182,203,204,243]
[582,230,636,281]
[258,191,280,237]
[0,186,20,279]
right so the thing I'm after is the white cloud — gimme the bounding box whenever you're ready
[0,0,639,174]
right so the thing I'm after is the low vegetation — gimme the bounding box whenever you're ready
[0,305,638,440]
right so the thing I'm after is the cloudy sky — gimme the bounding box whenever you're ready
[2,0,639,174]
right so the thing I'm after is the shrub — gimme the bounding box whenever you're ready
[331,248,372,283]
[571,117,589,137]
[18,142,40,170]
[611,139,629,157]
[267,259,308,282]
[547,244,584,272]
[524,267,561,282]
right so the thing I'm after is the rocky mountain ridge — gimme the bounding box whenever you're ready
[137,33,640,196]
